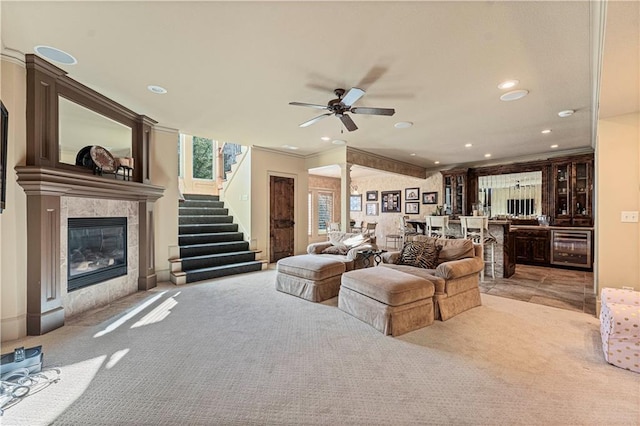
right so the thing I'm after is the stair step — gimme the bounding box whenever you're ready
[181,250,257,270]
[185,261,263,283]
[179,214,231,225]
[179,223,239,234]
[179,207,230,216]
[178,214,233,224]
[179,232,245,246]
[180,241,249,257]
[183,194,219,201]
[180,200,225,208]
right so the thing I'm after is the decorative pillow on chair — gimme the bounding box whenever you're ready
[396,240,441,269]
[414,243,442,269]
[322,245,349,255]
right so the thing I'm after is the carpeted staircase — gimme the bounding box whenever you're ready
[170,194,263,284]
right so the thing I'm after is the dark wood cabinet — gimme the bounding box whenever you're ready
[441,170,467,218]
[552,157,593,226]
[513,229,550,266]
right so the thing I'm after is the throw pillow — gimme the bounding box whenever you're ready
[414,244,442,269]
[396,241,427,266]
[342,234,367,248]
[322,244,348,255]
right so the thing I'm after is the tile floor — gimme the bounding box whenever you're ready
[480,264,596,315]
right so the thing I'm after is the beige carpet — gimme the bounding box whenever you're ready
[2,269,639,425]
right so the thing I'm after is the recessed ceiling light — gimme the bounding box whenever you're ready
[147,85,167,94]
[282,145,299,150]
[541,129,552,134]
[500,89,529,101]
[434,161,440,165]
[484,153,492,158]
[332,139,346,145]
[550,144,559,149]
[558,109,575,118]
[464,143,473,148]
[320,136,331,141]
[497,79,519,90]
[34,45,77,65]
[394,121,413,129]
[410,153,416,156]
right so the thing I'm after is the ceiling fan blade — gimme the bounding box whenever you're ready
[299,113,331,128]
[341,87,365,107]
[289,102,329,110]
[339,114,358,132]
[351,107,396,116]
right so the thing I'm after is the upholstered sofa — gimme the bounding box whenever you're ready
[307,232,378,271]
[381,236,484,320]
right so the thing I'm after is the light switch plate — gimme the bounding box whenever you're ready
[621,211,639,222]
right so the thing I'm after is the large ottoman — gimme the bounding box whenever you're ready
[600,287,640,373]
[338,267,435,336]
[276,255,346,302]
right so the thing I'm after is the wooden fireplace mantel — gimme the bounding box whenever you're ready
[16,166,164,201]
[17,170,164,336]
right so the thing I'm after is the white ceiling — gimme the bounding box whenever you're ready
[2,1,637,170]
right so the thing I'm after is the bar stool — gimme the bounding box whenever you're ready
[459,216,496,282]
[425,216,451,239]
[401,215,420,245]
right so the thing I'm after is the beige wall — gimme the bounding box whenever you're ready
[0,58,28,341]
[152,127,180,281]
[349,171,442,246]
[595,112,640,292]
[221,147,253,252]
[251,147,309,259]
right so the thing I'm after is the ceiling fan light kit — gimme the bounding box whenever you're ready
[290,87,395,132]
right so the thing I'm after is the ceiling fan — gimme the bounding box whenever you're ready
[289,87,395,132]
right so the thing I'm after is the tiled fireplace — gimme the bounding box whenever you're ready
[61,198,139,317]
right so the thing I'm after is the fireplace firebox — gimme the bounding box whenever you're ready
[68,217,127,291]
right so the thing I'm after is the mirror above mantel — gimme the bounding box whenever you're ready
[58,96,133,166]
[25,54,156,183]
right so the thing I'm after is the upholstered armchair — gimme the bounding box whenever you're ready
[380,236,484,320]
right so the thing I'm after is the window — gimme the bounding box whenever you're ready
[192,136,214,180]
[308,190,335,238]
[308,192,312,236]
[317,192,333,234]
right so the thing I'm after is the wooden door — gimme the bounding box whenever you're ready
[270,176,295,262]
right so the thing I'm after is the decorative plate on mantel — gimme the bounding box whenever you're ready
[90,145,117,172]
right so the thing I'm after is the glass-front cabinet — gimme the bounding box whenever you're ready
[442,170,467,218]
[552,159,593,226]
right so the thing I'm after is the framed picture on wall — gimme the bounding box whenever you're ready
[366,190,378,201]
[350,194,362,211]
[405,202,420,214]
[422,191,438,204]
[381,190,401,213]
[405,187,420,201]
[0,101,8,213]
[366,203,379,216]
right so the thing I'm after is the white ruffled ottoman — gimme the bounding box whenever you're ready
[600,287,640,373]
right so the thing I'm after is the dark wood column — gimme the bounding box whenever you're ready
[25,194,64,335]
[138,200,157,291]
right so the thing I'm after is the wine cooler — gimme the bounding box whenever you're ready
[550,230,592,268]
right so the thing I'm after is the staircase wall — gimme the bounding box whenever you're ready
[220,146,253,250]
[151,127,180,281]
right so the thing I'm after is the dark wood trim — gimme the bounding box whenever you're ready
[346,147,426,179]
[25,54,157,183]
[16,166,164,201]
